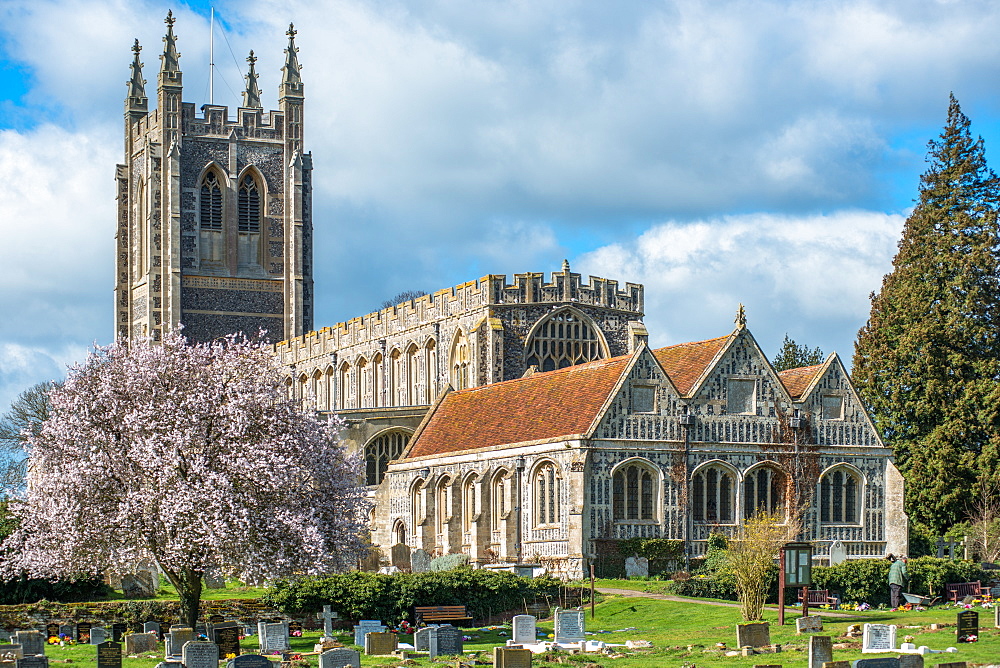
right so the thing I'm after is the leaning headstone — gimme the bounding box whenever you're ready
[410,549,432,573]
[493,647,531,668]
[96,642,122,668]
[808,635,833,668]
[352,621,385,647]
[16,656,48,668]
[861,623,896,653]
[0,645,24,660]
[213,623,241,658]
[553,608,584,644]
[182,640,219,668]
[121,575,153,598]
[851,659,900,668]
[830,540,848,565]
[956,610,978,643]
[143,622,160,639]
[90,628,108,645]
[111,625,127,644]
[123,633,158,655]
[797,615,824,634]
[898,656,924,668]
[363,632,397,656]
[319,648,361,668]
[413,627,436,651]
[435,625,462,655]
[736,622,771,648]
[76,623,92,644]
[15,631,44,656]
[512,615,536,644]
[257,621,290,652]
[389,543,411,570]
[226,655,273,668]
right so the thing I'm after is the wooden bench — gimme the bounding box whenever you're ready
[944,581,989,603]
[414,605,473,626]
[797,589,840,608]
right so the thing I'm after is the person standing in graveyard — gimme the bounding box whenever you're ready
[888,554,908,609]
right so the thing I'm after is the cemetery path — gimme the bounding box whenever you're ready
[596,587,856,618]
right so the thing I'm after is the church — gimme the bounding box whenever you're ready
[117,14,907,579]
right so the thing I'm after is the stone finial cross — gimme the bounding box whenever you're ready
[316,605,338,637]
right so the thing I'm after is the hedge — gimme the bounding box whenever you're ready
[260,570,563,624]
[812,557,992,607]
[0,576,111,605]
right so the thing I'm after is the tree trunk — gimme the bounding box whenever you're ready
[162,566,203,628]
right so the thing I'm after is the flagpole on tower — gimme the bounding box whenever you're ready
[209,6,215,104]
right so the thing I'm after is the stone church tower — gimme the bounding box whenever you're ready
[114,12,313,343]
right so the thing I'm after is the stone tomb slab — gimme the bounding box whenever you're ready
[123,633,158,655]
[493,647,531,668]
[257,621,290,652]
[435,625,462,655]
[410,549,432,573]
[553,609,585,644]
[352,621,385,647]
[512,615,536,644]
[808,635,833,668]
[736,622,771,648]
[0,644,25,660]
[797,615,824,634]
[165,629,195,659]
[862,624,897,653]
[227,655,274,668]
[413,627,436,652]
[182,640,219,668]
[624,556,648,579]
[96,642,122,668]
[389,543,411,570]
[822,663,851,668]
[932,663,967,668]
[363,632,397,656]
[898,656,924,668]
[90,628,108,645]
[14,631,44,656]
[851,659,900,668]
[319,648,361,668]
[16,656,48,668]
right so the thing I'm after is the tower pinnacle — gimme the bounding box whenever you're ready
[243,50,262,108]
[280,23,303,97]
[126,39,147,110]
[735,303,747,329]
[160,10,180,75]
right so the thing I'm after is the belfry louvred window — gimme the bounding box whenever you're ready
[200,171,223,230]
[238,174,261,233]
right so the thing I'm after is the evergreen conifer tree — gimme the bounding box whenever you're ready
[853,95,1000,535]
[772,334,824,372]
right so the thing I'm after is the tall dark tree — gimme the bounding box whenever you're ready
[853,95,1000,534]
[0,382,55,491]
[772,334,824,372]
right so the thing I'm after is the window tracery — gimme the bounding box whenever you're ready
[692,465,735,523]
[534,461,561,525]
[364,429,410,486]
[525,310,605,372]
[820,467,860,524]
[613,461,656,521]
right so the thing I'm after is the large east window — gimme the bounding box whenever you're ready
[613,461,657,521]
[692,465,734,523]
[820,468,860,524]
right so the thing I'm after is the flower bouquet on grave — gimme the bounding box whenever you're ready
[958,634,978,642]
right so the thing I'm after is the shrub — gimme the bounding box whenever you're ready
[811,557,991,607]
[429,554,470,571]
[0,575,112,604]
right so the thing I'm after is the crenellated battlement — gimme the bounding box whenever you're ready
[274,266,644,362]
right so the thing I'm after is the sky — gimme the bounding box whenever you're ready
[1,0,999,411]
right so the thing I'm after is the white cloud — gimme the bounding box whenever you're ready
[576,210,905,364]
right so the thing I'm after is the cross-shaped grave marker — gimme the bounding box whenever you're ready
[316,606,339,639]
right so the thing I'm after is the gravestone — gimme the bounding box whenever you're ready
[352,621,385,647]
[624,556,649,578]
[363,632,397,656]
[203,568,225,589]
[15,631,44,656]
[16,657,48,668]
[143,622,160,639]
[319,648,361,668]
[797,615,824,634]
[932,663,967,668]
[123,633,158,655]
[736,622,771,648]
[861,623,896,653]
[111,625,127,643]
[410,549,432,573]
[58,626,73,640]
[996,602,1000,628]
[822,663,850,668]
[165,628,195,659]
[0,645,24,660]
[553,609,584,644]
[288,621,302,638]
[389,543,411,570]
[257,621,290,652]
[156,662,184,668]
[213,623,241,658]
[44,625,58,642]
[182,640,219,668]
[76,623,92,644]
[512,615,537,644]
[808,635,833,668]
[316,606,339,639]
[956,610,978,642]
[435,625,462,655]
[90,628,108,645]
[851,659,900,668]
[227,655,273,668]
[413,627,436,651]
[96,642,122,668]
[830,541,848,565]
[898,656,924,668]
[493,647,531,668]
[121,575,154,598]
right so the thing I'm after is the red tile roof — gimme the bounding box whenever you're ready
[405,354,633,459]
[777,364,824,399]
[652,335,731,395]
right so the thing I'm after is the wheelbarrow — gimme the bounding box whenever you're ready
[902,592,940,606]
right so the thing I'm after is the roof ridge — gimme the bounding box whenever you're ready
[450,353,632,396]
[652,334,730,351]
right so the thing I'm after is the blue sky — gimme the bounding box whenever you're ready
[1,0,999,411]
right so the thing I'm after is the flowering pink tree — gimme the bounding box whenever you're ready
[0,332,368,626]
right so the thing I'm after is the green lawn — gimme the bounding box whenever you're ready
[36,592,1000,668]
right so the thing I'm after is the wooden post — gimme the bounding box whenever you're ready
[802,585,809,619]
[589,564,596,618]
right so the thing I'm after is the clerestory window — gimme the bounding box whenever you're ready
[525,310,605,372]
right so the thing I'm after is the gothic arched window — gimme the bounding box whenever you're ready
[436,476,453,535]
[372,353,384,408]
[364,429,410,486]
[238,173,261,233]
[613,460,657,521]
[424,339,437,401]
[356,357,369,407]
[820,467,861,524]
[692,464,735,523]
[491,469,510,532]
[389,349,402,407]
[533,461,561,526]
[450,330,470,390]
[744,465,787,519]
[525,309,605,372]
[463,474,479,533]
[338,362,350,409]
[199,169,224,263]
